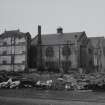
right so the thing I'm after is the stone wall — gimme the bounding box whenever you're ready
[40,44,79,72]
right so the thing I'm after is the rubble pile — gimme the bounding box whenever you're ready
[0,72,105,91]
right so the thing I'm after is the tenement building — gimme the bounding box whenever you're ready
[0,30,31,72]
[31,26,88,73]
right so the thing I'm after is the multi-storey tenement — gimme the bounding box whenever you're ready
[0,30,31,72]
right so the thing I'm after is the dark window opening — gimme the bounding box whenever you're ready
[46,61,54,67]
[18,36,23,39]
[75,35,78,38]
[46,47,54,57]
[22,50,25,53]
[62,61,71,68]
[22,61,25,64]
[62,46,71,56]
[2,60,7,64]
[3,42,7,45]
[103,47,105,56]
[3,51,7,55]
[11,56,14,64]
[62,61,71,73]
[88,48,93,54]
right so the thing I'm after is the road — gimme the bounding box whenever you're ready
[0,96,105,105]
[0,89,105,105]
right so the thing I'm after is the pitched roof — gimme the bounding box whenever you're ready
[88,37,105,48]
[0,30,31,38]
[31,32,86,45]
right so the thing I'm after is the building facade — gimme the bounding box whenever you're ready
[31,26,88,73]
[0,30,31,72]
[86,37,105,73]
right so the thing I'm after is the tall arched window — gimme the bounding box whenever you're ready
[46,46,54,57]
[62,46,71,56]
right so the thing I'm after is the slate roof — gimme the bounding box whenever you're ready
[31,31,86,45]
[88,37,105,48]
[0,30,31,38]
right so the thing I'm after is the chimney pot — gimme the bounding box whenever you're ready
[57,27,63,34]
[38,25,41,35]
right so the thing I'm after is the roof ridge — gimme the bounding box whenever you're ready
[88,36,104,39]
[41,31,84,36]
[5,29,20,33]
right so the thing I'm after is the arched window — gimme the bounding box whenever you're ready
[62,46,71,56]
[46,47,54,57]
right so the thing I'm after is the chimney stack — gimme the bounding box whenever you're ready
[57,27,63,34]
[38,25,41,44]
[37,25,42,69]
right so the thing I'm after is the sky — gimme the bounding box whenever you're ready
[0,0,105,38]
